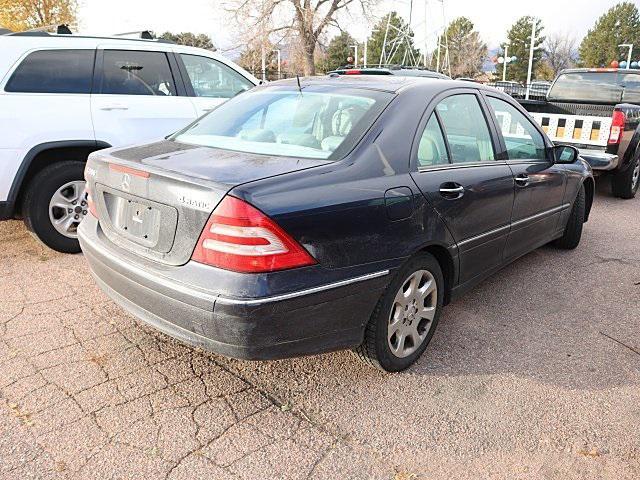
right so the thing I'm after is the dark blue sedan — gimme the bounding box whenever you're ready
[79,75,594,371]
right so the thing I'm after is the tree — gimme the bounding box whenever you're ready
[325,31,357,70]
[228,0,379,76]
[441,17,487,78]
[500,16,545,82]
[579,2,640,67]
[544,32,577,76]
[159,32,215,50]
[366,11,421,67]
[1,0,77,31]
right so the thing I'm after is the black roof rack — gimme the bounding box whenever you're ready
[0,28,13,35]
[5,26,174,43]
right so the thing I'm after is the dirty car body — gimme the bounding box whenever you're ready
[79,76,593,366]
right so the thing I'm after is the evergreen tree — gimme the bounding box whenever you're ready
[367,12,421,67]
[159,32,215,50]
[326,31,358,70]
[579,2,640,67]
[500,16,545,82]
[442,17,487,78]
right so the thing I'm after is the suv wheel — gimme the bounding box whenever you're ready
[612,155,640,199]
[354,253,444,372]
[23,161,87,253]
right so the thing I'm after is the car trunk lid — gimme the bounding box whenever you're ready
[85,140,330,266]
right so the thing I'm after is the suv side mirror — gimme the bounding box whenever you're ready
[553,144,579,164]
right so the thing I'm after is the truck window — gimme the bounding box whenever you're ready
[5,49,95,94]
[620,73,640,103]
[548,72,622,103]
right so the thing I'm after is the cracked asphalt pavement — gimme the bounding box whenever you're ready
[1,179,639,479]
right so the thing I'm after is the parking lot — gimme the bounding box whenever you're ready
[0,179,638,480]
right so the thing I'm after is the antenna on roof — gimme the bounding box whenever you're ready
[296,74,302,94]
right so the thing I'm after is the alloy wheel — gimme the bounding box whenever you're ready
[48,181,88,239]
[387,269,437,358]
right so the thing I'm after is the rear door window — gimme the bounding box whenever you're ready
[436,94,495,163]
[5,49,95,94]
[417,114,449,167]
[98,50,177,96]
[180,54,252,98]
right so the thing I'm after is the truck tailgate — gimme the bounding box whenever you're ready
[527,112,612,147]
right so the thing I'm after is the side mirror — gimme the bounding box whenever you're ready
[553,144,579,164]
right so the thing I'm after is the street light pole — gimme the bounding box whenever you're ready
[620,43,633,69]
[350,45,359,68]
[525,19,537,100]
[502,44,509,82]
[273,49,281,79]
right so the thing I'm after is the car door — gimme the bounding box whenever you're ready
[175,52,255,117]
[483,94,567,261]
[91,45,198,147]
[410,91,514,286]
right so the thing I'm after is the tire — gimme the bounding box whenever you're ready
[354,252,444,372]
[23,161,87,253]
[554,184,585,250]
[612,155,640,199]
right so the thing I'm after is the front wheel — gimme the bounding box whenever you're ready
[353,253,444,372]
[23,161,87,253]
[612,156,640,199]
[554,184,585,250]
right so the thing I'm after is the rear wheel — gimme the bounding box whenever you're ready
[354,253,444,372]
[554,184,585,250]
[23,161,87,253]
[612,155,640,199]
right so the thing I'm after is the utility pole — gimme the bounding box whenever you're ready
[620,44,633,69]
[525,19,537,100]
[350,44,359,67]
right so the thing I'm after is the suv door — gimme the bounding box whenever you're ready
[91,46,198,147]
[483,94,567,261]
[176,53,255,116]
[410,91,514,286]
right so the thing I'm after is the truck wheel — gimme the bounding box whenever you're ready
[554,184,585,250]
[23,161,87,253]
[612,155,640,199]
[353,253,444,372]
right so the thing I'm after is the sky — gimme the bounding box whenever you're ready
[78,0,637,56]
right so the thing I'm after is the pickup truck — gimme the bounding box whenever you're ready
[518,68,640,199]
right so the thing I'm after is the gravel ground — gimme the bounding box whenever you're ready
[1,178,638,479]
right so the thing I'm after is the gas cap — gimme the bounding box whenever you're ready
[384,187,414,220]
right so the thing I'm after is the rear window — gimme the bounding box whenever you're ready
[548,72,622,103]
[172,87,392,160]
[5,49,95,94]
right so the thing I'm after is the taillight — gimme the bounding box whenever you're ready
[608,110,626,144]
[345,69,362,75]
[191,196,316,273]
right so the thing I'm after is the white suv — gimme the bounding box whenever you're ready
[0,31,258,252]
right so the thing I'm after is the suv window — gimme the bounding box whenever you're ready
[487,97,547,161]
[180,54,252,98]
[417,114,449,167]
[436,94,495,163]
[5,49,94,94]
[99,50,177,96]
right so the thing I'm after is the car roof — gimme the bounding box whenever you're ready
[559,67,640,75]
[265,74,474,94]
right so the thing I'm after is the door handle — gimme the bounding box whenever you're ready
[439,183,464,199]
[99,103,129,111]
[514,174,530,187]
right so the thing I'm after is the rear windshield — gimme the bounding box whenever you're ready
[548,72,622,103]
[172,87,392,159]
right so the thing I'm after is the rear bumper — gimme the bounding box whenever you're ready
[78,217,390,360]
[578,149,619,171]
